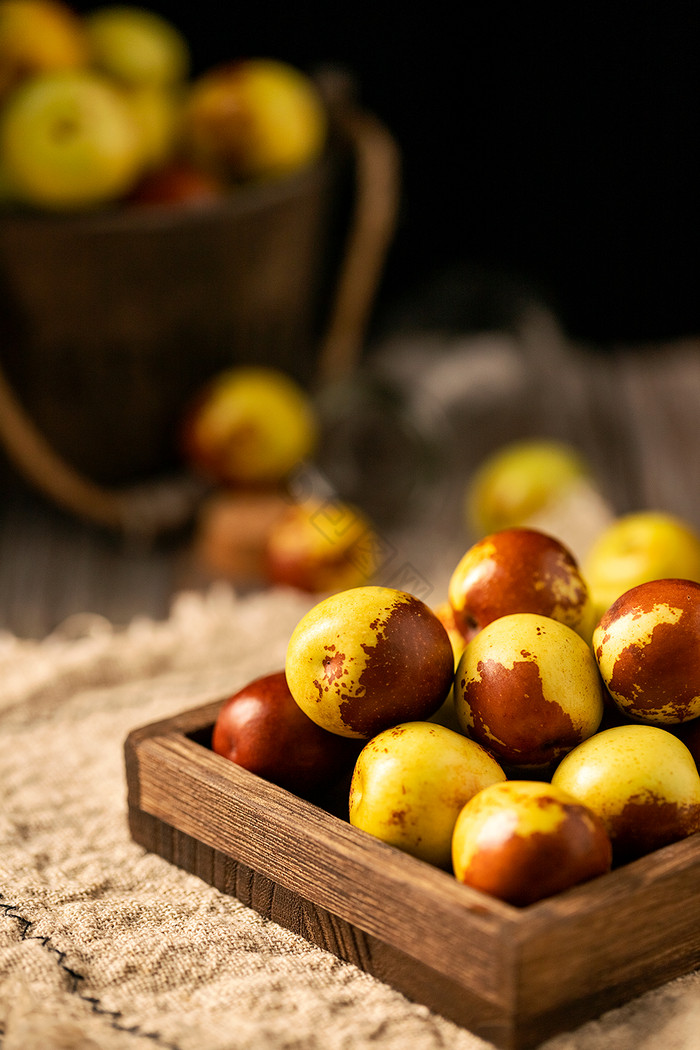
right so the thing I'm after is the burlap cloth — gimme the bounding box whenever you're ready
[2,584,700,1050]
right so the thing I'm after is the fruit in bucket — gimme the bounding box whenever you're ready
[447,527,595,645]
[127,158,224,206]
[0,68,143,209]
[0,0,88,100]
[551,723,700,861]
[454,612,605,770]
[0,5,328,211]
[285,586,455,739]
[119,83,183,172]
[592,577,700,725]
[84,7,188,172]
[181,366,319,487]
[451,780,613,906]
[583,511,700,623]
[349,721,506,868]
[83,4,190,89]
[180,58,327,182]
[212,670,359,796]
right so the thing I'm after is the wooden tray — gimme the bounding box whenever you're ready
[125,699,700,1050]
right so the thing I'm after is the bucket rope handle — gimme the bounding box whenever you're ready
[0,82,401,538]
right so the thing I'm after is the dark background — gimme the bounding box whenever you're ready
[77,2,700,344]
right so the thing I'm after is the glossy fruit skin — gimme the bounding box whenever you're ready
[466,439,590,537]
[448,527,594,644]
[0,69,142,209]
[454,612,604,769]
[552,723,700,862]
[285,586,455,739]
[451,780,612,906]
[349,721,506,868]
[211,670,358,796]
[584,511,700,621]
[265,498,377,594]
[592,578,700,724]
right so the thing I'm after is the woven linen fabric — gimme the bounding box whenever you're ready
[2,584,700,1050]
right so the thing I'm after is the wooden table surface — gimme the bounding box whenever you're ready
[2,283,699,641]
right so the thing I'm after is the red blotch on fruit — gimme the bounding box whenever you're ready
[460,803,612,906]
[451,529,588,638]
[463,657,579,767]
[313,646,350,701]
[337,597,454,737]
[212,670,359,795]
[600,580,700,722]
[607,793,700,862]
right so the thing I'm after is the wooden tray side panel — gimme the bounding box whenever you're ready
[513,837,700,1043]
[125,726,518,1001]
[128,806,522,1050]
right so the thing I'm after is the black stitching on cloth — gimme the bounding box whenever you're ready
[0,894,181,1050]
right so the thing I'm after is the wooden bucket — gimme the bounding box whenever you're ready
[0,77,400,534]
